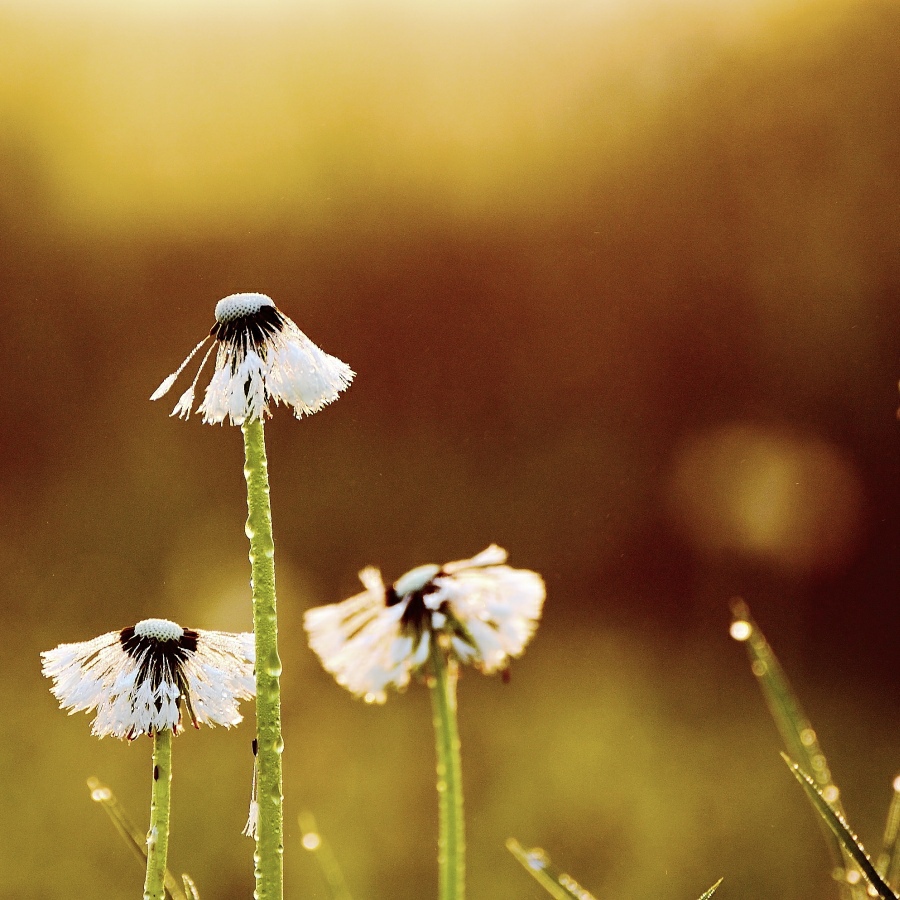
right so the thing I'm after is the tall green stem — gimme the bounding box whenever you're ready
[429,640,465,900]
[242,418,284,900]
[143,729,173,900]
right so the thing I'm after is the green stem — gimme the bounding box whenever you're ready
[429,640,465,900]
[242,418,285,900]
[143,729,173,900]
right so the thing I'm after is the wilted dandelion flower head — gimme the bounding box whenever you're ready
[151,292,354,425]
[41,619,255,740]
[304,545,545,704]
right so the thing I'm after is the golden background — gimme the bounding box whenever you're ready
[2,0,899,897]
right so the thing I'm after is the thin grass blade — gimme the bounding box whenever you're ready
[86,777,189,900]
[877,777,900,889]
[182,874,200,900]
[782,754,899,900]
[505,838,597,900]
[730,599,862,897]
[696,878,724,900]
[298,812,354,900]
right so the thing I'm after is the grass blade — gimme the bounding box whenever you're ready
[877,777,900,889]
[729,599,862,896]
[507,839,719,900]
[696,878,724,900]
[782,754,899,900]
[505,838,597,900]
[298,812,354,900]
[86,777,190,900]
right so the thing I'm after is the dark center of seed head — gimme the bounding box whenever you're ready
[119,626,200,687]
[210,303,284,353]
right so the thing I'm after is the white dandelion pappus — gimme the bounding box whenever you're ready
[151,292,354,425]
[304,545,545,704]
[41,618,256,740]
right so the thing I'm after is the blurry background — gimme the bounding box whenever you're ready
[2,0,899,897]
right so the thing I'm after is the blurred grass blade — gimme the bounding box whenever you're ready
[729,599,860,894]
[696,878,724,900]
[298,812,354,900]
[730,601,841,798]
[782,755,899,900]
[506,838,597,900]
[877,777,900,889]
[87,777,189,900]
[182,874,200,900]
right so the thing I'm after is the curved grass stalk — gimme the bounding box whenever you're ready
[783,754,898,900]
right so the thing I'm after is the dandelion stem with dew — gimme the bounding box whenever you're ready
[144,729,173,900]
[243,418,284,900]
[151,293,353,900]
[429,638,465,900]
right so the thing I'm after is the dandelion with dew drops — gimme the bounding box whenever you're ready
[152,292,353,900]
[304,544,545,704]
[304,545,545,900]
[151,291,354,425]
[42,618,255,900]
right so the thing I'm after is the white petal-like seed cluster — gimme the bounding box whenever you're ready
[304,546,545,704]
[151,292,354,425]
[41,623,255,739]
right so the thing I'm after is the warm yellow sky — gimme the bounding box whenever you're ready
[0,0,842,231]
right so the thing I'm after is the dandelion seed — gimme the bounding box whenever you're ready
[41,618,255,740]
[304,545,545,703]
[243,739,260,840]
[151,292,354,424]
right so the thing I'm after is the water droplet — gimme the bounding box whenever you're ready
[800,728,817,746]
[751,660,767,677]
[893,774,900,793]
[302,833,321,851]
[526,848,548,870]
[823,785,840,803]
[729,620,752,641]
[90,787,112,802]
[846,870,861,885]
[266,660,283,677]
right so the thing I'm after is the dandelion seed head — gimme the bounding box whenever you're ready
[305,545,545,701]
[42,622,255,739]
[153,292,353,424]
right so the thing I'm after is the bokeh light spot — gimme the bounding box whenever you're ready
[667,423,865,574]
